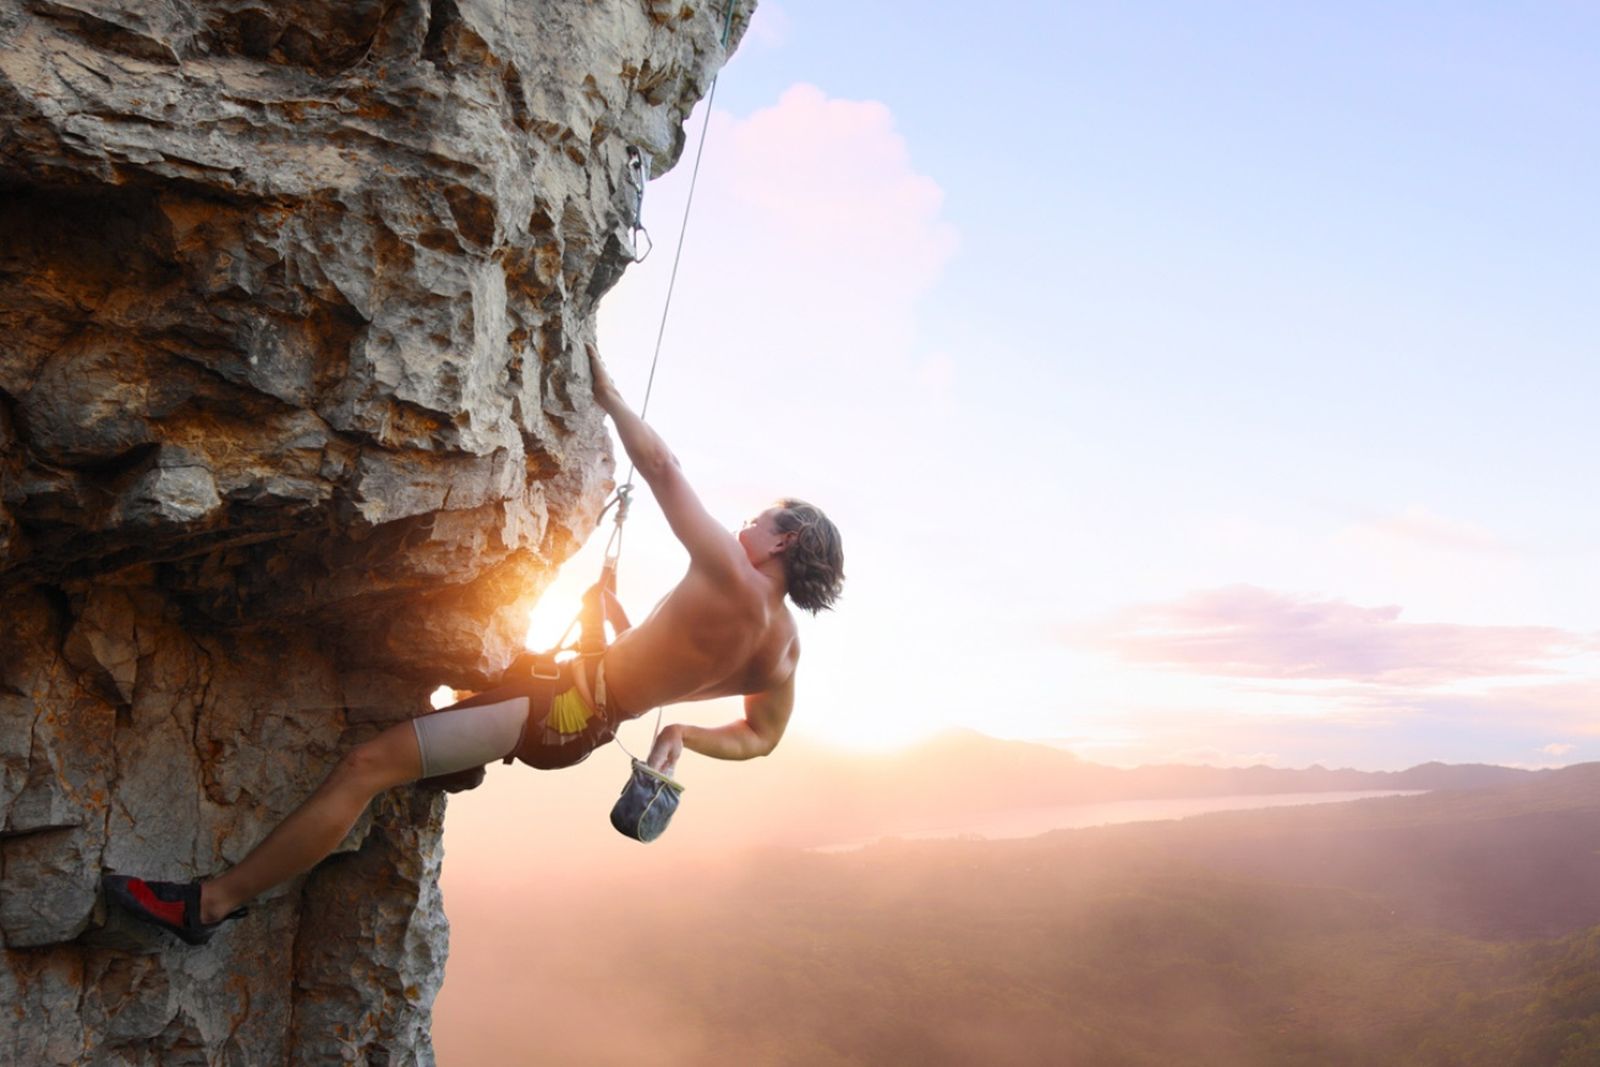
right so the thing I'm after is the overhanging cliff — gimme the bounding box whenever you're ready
[0,1,746,1061]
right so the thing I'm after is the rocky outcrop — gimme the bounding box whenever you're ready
[0,1,746,1061]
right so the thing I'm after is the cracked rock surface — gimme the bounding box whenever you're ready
[0,0,746,1061]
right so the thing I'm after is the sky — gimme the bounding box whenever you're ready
[435,7,1597,1054]
[527,1,1599,772]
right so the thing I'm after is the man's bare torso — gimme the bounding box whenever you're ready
[596,565,799,716]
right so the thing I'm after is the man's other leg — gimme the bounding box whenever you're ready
[198,719,423,923]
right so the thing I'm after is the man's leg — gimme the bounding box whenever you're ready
[197,719,423,924]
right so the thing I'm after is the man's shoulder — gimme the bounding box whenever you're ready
[760,625,801,691]
[684,557,773,609]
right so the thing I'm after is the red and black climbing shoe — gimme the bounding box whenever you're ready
[102,875,247,946]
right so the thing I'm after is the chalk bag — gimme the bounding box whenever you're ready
[610,759,684,843]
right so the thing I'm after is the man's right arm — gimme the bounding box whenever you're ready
[589,346,742,573]
[648,670,797,772]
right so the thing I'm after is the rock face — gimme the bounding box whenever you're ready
[0,1,745,1061]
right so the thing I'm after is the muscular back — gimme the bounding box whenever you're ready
[601,564,799,715]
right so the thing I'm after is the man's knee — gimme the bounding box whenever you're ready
[332,738,403,789]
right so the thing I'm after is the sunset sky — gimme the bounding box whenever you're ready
[533,1,1599,772]
[433,7,1599,1058]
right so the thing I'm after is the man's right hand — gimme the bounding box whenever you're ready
[648,723,684,777]
[587,343,623,414]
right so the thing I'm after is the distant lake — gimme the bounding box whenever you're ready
[811,790,1426,854]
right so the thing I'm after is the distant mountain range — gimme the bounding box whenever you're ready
[1076,759,1600,941]
[903,727,1539,796]
[649,728,1550,851]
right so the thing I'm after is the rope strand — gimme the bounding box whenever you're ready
[621,0,739,493]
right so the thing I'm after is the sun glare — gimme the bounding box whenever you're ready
[798,716,936,754]
[523,574,589,653]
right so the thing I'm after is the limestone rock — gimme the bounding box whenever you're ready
[0,0,749,1061]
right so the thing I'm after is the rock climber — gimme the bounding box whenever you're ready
[104,344,845,944]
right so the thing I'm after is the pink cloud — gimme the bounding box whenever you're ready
[716,83,958,302]
[1081,584,1592,686]
[1343,506,1513,555]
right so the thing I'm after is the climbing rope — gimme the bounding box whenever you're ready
[635,0,738,426]
[598,0,740,574]
[570,0,740,765]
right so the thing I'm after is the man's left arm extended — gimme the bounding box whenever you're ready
[649,673,796,772]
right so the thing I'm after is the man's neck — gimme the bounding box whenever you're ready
[753,558,788,603]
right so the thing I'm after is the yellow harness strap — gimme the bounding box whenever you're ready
[547,686,594,735]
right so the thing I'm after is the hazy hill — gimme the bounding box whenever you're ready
[434,757,1600,1065]
[659,729,1544,850]
[1093,761,1600,940]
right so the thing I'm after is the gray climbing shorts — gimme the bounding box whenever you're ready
[410,695,529,779]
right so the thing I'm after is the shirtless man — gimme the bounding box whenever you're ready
[105,347,845,945]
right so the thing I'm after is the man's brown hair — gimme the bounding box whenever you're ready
[773,498,844,614]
